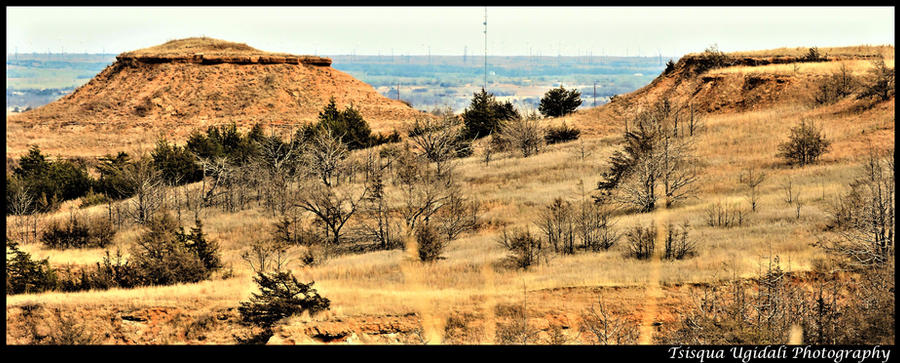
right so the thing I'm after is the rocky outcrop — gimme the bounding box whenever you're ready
[116,54,332,66]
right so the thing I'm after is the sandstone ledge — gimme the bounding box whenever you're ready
[116,54,332,66]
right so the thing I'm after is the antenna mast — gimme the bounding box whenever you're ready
[483,7,488,90]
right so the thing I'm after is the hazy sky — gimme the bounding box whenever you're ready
[6,6,895,57]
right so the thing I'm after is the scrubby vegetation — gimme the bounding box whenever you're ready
[41,212,115,249]
[544,122,581,144]
[777,120,831,166]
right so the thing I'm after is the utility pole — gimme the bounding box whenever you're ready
[593,81,597,107]
[483,6,488,90]
[463,45,467,64]
[396,82,400,100]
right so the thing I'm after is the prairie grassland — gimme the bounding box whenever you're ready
[708,59,895,77]
[718,45,894,60]
[5,54,895,344]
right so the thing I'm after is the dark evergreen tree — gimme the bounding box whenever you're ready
[152,138,203,185]
[6,240,58,294]
[462,88,520,139]
[95,152,134,199]
[539,86,583,117]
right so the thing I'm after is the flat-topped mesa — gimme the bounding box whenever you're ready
[116,54,332,66]
[115,37,332,66]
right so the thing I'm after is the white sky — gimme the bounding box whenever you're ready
[6,6,895,57]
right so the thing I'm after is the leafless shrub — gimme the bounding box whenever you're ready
[495,303,541,345]
[45,311,101,345]
[442,313,485,344]
[498,228,546,269]
[241,239,292,274]
[41,211,116,249]
[740,167,768,212]
[777,120,831,166]
[814,63,857,105]
[858,58,895,101]
[579,296,640,344]
[660,257,804,344]
[705,201,745,228]
[575,199,619,251]
[625,224,655,260]
[663,221,696,260]
[794,192,804,220]
[782,177,795,205]
[495,113,544,158]
[272,215,322,247]
[537,198,576,254]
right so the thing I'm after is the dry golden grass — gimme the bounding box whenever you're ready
[717,45,894,60]
[708,59,895,76]
[120,37,299,57]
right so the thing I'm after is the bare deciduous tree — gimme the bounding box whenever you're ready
[819,152,894,268]
[360,152,401,250]
[436,185,480,242]
[255,133,302,215]
[196,156,233,209]
[601,100,699,212]
[294,180,369,259]
[740,167,768,212]
[408,110,464,175]
[121,157,167,225]
[302,129,348,187]
[393,145,453,233]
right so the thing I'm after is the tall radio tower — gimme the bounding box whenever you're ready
[483,7,488,90]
